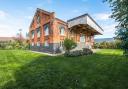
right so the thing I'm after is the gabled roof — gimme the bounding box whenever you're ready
[29,8,68,29]
[29,8,53,29]
[36,8,51,15]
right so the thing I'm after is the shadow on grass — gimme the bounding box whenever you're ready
[2,53,128,89]
[2,55,84,89]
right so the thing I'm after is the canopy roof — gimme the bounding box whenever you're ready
[67,14,104,35]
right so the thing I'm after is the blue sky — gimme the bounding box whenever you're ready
[0,0,117,38]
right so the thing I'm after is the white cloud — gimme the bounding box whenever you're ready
[94,13,111,21]
[25,16,32,19]
[0,10,29,37]
[0,10,7,19]
[103,24,116,34]
[95,23,117,38]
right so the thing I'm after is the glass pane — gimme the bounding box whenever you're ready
[44,24,49,36]
[31,31,34,39]
[80,34,85,42]
[60,27,65,35]
[44,41,49,47]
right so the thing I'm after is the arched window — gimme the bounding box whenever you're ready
[37,28,41,38]
[44,24,50,36]
[59,26,65,35]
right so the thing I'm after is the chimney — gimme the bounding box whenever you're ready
[51,12,55,19]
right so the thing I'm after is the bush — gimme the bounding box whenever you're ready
[94,40,121,49]
[5,45,13,50]
[63,38,77,52]
[83,48,93,55]
[0,39,29,50]
[64,48,93,57]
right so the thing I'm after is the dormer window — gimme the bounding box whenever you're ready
[59,26,65,35]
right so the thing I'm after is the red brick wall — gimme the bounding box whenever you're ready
[29,10,55,45]
[29,9,94,47]
[52,19,68,44]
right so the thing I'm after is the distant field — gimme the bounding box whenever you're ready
[0,49,128,89]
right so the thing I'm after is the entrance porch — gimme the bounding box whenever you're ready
[67,14,103,49]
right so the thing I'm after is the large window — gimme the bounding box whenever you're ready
[59,26,65,35]
[44,24,50,36]
[31,31,34,39]
[37,28,41,38]
[80,34,85,42]
[37,41,40,47]
[44,40,49,47]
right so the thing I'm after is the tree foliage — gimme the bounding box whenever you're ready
[94,41,121,49]
[63,38,77,52]
[105,0,128,55]
[104,0,128,27]
[0,38,29,50]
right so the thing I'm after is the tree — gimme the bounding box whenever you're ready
[116,27,128,53]
[104,0,128,56]
[63,38,77,52]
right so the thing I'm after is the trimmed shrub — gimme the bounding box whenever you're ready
[64,48,93,57]
[83,48,93,55]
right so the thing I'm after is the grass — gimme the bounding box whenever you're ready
[0,49,128,89]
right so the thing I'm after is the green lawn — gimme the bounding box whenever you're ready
[0,49,128,89]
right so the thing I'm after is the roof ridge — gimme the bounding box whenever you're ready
[37,8,52,15]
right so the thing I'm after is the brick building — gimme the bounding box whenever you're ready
[29,8,103,53]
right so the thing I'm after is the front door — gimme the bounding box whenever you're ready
[80,34,85,42]
[78,34,86,49]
